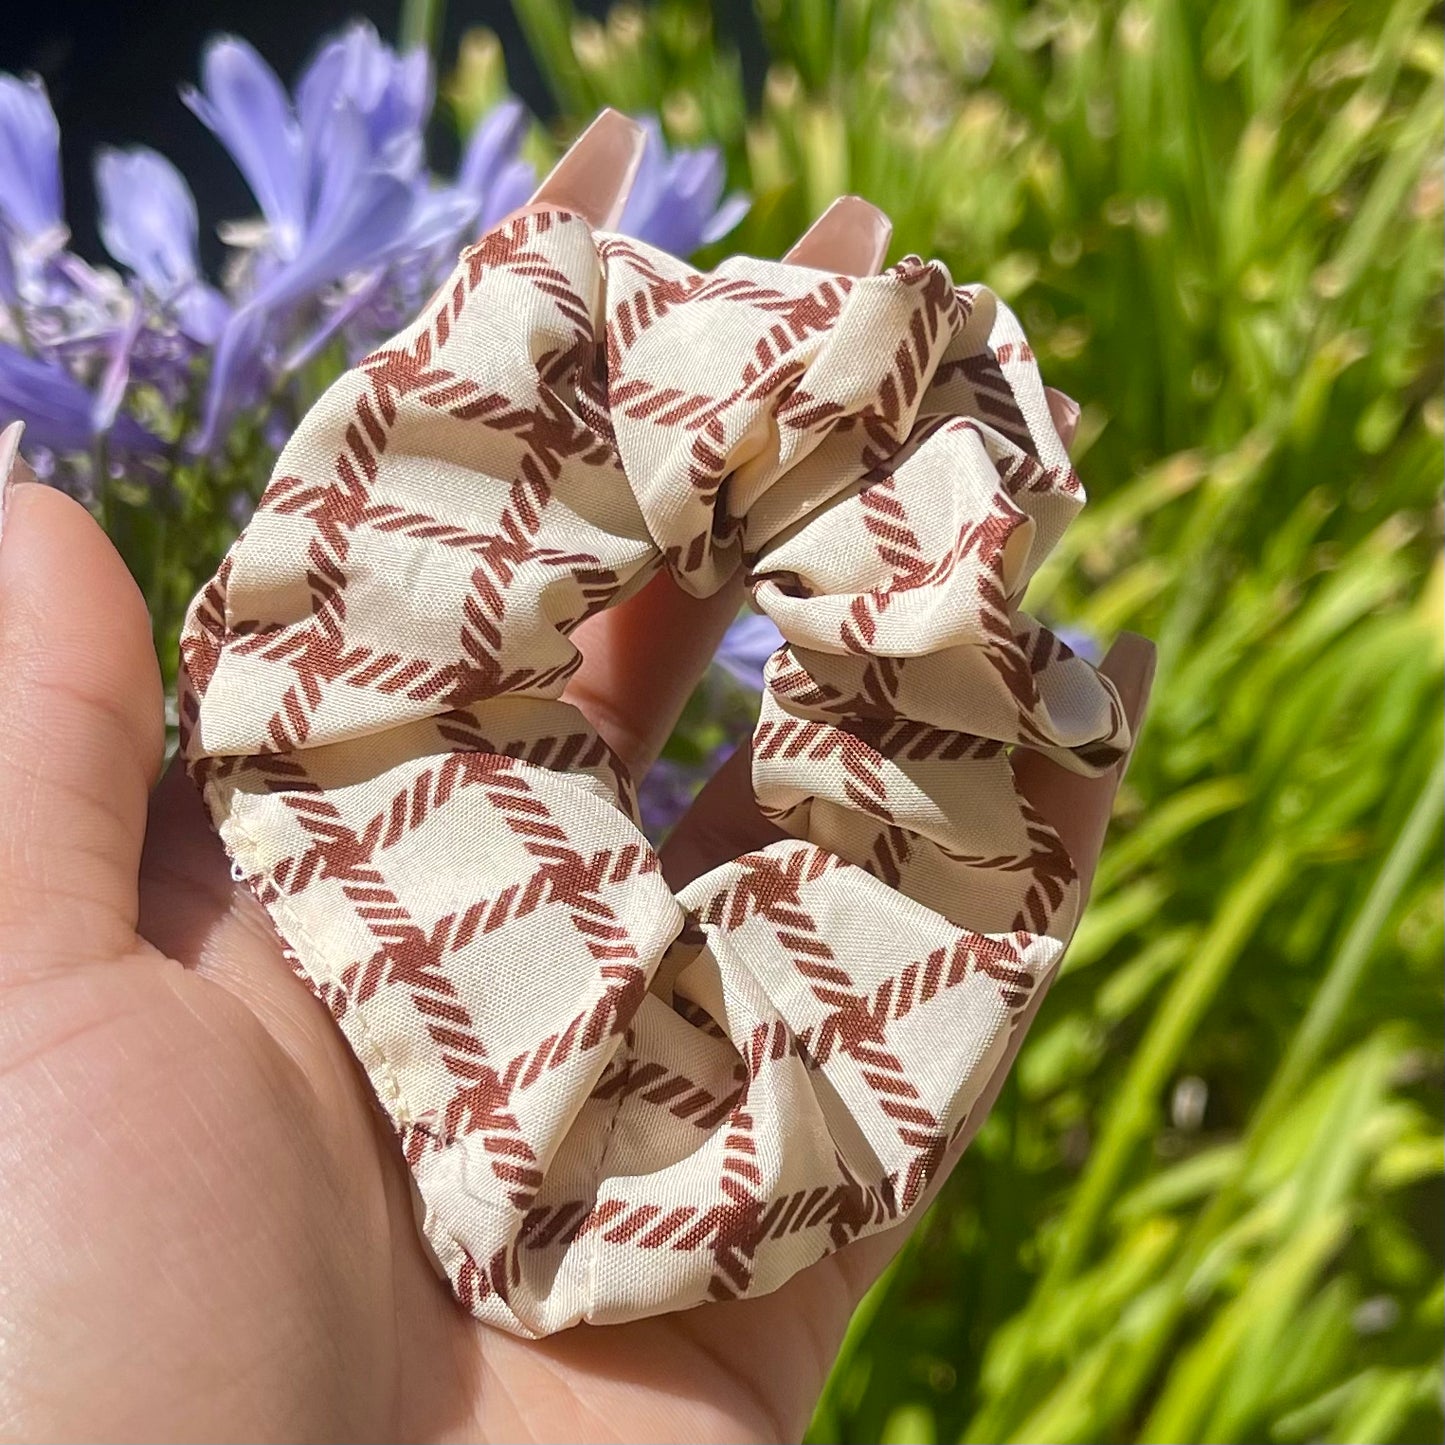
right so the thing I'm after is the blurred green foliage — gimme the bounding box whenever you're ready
[123,0,1443,1438]
[474,0,1444,1438]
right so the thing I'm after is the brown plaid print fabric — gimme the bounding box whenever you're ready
[178,208,1129,1336]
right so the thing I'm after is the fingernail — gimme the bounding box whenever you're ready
[785,196,893,277]
[1045,387,1081,449]
[0,420,34,557]
[528,109,646,231]
[1100,632,1157,782]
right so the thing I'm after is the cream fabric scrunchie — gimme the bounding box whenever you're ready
[179,208,1129,1337]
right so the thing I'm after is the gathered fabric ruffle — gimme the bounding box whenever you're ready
[179,208,1128,1336]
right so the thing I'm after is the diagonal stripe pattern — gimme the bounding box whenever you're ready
[179,208,1129,1336]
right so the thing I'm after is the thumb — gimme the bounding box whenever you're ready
[0,424,164,969]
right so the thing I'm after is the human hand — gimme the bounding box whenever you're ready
[0,115,1153,1443]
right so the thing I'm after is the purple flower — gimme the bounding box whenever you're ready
[186,27,420,449]
[0,341,152,460]
[0,74,65,253]
[0,236,16,306]
[0,79,166,470]
[302,96,537,371]
[182,25,543,451]
[296,24,430,182]
[85,147,230,430]
[0,342,98,454]
[0,73,67,313]
[713,611,784,693]
[617,118,748,257]
[181,37,306,261]
[95,147,229,344]
[456,98,537,230]
[638,756,709,842]
[95,147,202,297]
[0,23,754,487]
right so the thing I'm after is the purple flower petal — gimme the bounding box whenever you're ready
[368,43,431,163]
[274,103,414,304]
[195,101,413,452]
[397,182,480,258]
[182,36,306,259]
[283,269,384,371]
[480,159,537,229]
[616,117,750,257]
[713,611,784,693]
[0,341,155,456]
[0,74,64,245]
[91,297,147,430]
[297,23,429,189]
[172,280,231,346]
[616,117,668,229]
[0,342,95,452]
[0,233,17,306]
[95,146,203,295]
[430,99,537,251]
[701,191,750,245]
[638,756,706,840]
[192,303,273,452]
[457,98,528,201]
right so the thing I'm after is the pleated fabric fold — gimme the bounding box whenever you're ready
[179,207,1128,1335]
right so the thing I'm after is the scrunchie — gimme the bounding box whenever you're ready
[179,208,1129,1337]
